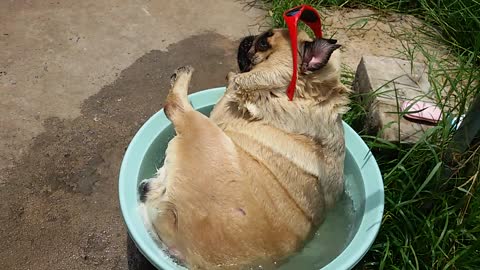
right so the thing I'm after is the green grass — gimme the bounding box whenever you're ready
[254,0,480,269]
[255,0,480,60]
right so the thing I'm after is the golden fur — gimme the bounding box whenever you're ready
[139,28,351,269]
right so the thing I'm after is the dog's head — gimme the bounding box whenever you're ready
[231,28,349,123]
[237,28,341,76]
[230,28,350,140]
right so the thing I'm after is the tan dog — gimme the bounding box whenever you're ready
[138,28,350,269]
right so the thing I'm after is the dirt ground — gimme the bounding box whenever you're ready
[0,1,262,269]
[0,32,245,269]
[0,2,438,269]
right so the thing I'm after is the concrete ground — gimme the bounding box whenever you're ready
[0,1,441,269]
[0,1,264,269]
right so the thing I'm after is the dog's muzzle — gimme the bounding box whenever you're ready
[237,35,255,73]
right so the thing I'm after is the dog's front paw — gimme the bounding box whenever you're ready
[170,65,194,86]
[226,71,237,83]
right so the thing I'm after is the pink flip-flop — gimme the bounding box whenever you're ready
[401,100,442,124]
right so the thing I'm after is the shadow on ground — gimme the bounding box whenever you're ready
[0,32,239,270]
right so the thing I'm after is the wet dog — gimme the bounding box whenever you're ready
[139,28,350,269]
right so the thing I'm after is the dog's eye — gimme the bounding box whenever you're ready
[257,38,269,51]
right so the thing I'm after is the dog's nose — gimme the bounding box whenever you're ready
[138,181,150,203]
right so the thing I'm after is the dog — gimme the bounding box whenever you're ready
[138,28,350,269]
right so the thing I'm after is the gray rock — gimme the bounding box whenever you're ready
[353,56,436,143]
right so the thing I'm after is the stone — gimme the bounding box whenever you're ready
[352,55,436,143]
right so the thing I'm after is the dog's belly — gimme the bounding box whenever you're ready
[148,140,322,269]
[225,129,326,226]
[144,111,340,269]
[168,158,315,269]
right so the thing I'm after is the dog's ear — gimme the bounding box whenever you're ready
[301,38,341,73]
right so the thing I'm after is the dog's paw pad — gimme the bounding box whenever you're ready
[169,73,177,86]
[170,66,194,86]
[175,65,194,76]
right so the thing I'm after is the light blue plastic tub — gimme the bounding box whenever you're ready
[119,87,384,270]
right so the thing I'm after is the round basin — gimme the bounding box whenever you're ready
[119,87,384,270]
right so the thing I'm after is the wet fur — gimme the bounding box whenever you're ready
[139,29,351,269]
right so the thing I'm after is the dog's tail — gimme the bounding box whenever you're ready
[164,66,194,125]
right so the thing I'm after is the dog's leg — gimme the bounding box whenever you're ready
[231,65,290,91]
[164,66,194,128]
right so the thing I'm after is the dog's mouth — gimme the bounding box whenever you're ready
[237,35,255,73]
